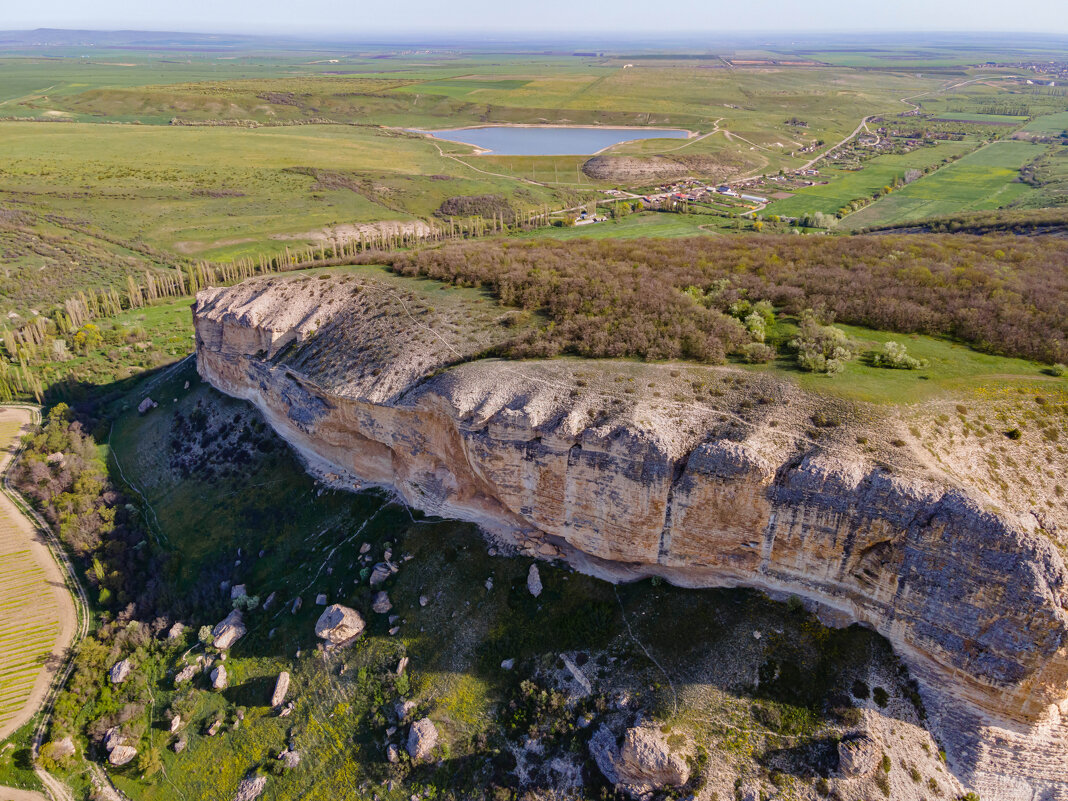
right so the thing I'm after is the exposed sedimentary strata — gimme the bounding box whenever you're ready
[193,274,1068,799]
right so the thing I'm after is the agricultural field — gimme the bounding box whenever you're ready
[0,408,73,742]
[845,140,1048,228]
[764,139,977,218]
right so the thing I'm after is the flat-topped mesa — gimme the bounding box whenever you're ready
[193,274,1068,797]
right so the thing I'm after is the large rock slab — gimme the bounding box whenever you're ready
[271,671,290,707]
[212,610,246,650]
[590,724,689,796]
[109,658,132,684]
[314,604,365,644]
[838,733,882,778]
[407,717,438,762]
[108,745,138,766]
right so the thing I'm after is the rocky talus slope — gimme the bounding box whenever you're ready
[193,271,1068,800]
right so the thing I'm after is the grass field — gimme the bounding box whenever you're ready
[0,415,61,740]
[0,122,570,261]
[927,112,1028,124]
[765,139,977,218]
[1021,111,1068,134]
[747,321,1060,404]
[518,210,730,239]
[845,140,1047,228]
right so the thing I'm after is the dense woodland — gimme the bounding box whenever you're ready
[368,235,1068,364]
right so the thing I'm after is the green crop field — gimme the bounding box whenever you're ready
[765,139,977,218]
[928,112,1028,124]
[1022,111,1068,134]
[0,418,61,740]
[845,140,1048,228]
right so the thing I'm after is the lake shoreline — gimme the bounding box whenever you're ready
[407,123,696,156]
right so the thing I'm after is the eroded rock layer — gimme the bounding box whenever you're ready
[193,274,1068,799]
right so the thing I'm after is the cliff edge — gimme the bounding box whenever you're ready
[193,270,1068,799]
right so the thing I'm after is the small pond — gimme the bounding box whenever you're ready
[416,125,690,155]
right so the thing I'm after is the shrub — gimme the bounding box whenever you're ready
[872,341,928,369]
[741,342,776,363]
[873,687,889,707]
[1043,363,1066,377]
[791,310,855,374]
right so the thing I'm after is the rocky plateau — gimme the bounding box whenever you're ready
[192,270,1068,800]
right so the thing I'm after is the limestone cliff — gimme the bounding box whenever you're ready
[192,271,1068,799]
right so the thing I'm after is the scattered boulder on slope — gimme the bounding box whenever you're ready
[314,604,366,645]
[174,664,198,686]
[212,609,246,650]
[233,775,267,801]
[211,664,228,690]
[271,671,291,707]
[372,591,392,614]
[838,732,882,778]
[527,564,543,597]
[590,724,690,796]
[108,745,138,766]
[407,717,438,761]
[109,658,132,684]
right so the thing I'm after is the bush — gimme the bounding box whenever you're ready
[872,341,928,369]
[873,687,889,707]
[741,342,776,363]
[1043,363,1065,377]
[791,310,855,374]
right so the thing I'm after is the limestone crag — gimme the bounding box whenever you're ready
[193,276,1068,799]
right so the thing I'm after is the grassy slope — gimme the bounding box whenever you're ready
[844,140,1047,228]
[0,122,566,260]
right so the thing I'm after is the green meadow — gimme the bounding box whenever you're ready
[765,139,977,218]
[846,140,1047,228]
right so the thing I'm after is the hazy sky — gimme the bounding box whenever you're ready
[6,0,1068,37]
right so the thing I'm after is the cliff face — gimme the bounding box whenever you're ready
[193,273,1068,798]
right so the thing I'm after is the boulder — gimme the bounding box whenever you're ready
[278,748,301,769]
[315,593,327,605]
[395,699,417,721]
[387,743,400,763]
[137,397,157,414]
[372,591,392,614]
[590,724,690,796]
[527,564,542,597]
[170,715,182,733]
[407,717,438,762]
[369,562,392,586]
[271,671,291,707]
[396,656,409,676]
[108,745,138,766]
[173,737,187,754]
[103,728,125,753]
[167,622,185,640]
[211,665,228,690]
[291,597,302,614]
[212,610,246,650]
[231,584,247,600]
[262,592,276,611]
[109,658,132,684]
[315,604,366,645]
[233,775,267,801]
[838,733,881,778]
[174,664,198,685]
